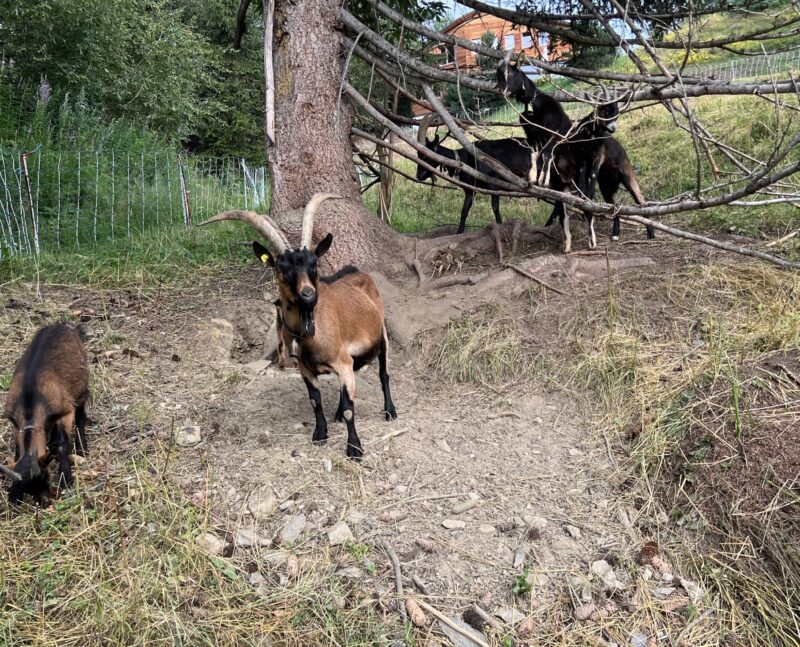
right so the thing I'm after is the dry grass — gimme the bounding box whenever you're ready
[423,305,541,389]
[0,447,391,646]
[571,260,800,645]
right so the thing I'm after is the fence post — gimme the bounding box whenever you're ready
[178,155,191,227]
[20,151,40,255]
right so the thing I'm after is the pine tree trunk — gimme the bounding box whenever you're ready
[266,0,401,270]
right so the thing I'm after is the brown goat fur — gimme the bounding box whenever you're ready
[4,324,89,505]
[200,194,397,459]
[253,237,396,459]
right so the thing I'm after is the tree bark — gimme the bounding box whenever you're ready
[268,0,400,270]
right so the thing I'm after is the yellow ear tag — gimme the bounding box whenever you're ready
[260,254,268,264]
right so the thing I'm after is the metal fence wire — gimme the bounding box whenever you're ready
[0,148,268,259]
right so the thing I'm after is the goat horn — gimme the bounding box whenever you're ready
[417,112,435,145]
[300,193,339,250]
[199,210,289,254]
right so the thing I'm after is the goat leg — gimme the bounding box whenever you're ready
[336,364,363,460]
[302,374,329,444]
[379,327,397,421]
[75,404,89,456]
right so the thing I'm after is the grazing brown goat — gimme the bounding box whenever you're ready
[201,194,397,459]
[4,324,89,506]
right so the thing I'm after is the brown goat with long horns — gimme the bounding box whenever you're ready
[200,194,396,459]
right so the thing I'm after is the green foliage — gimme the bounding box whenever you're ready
[0,0,212,139]
[512,570,532,596]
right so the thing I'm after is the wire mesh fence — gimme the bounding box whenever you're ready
[0,148,268,259]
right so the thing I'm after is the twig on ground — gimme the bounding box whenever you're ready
[413,597,491,647]
[412,574,430,595]
[381,539,407,624]
[0,463,23,482]
[765,229,799,248]
[505,263,569,296]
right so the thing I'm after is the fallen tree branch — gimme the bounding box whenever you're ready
[381,540,407,624]
[0,463,23,482]
[765,229,799,248]
[505,263,569,296]
[614,214,800,270]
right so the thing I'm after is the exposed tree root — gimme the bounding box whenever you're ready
[505,263,570,296]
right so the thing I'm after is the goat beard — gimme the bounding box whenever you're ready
[299,309,316,338]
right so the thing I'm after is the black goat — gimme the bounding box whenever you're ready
[497,56,572,187]
[545,137,656,241]
[528,100,620,252]
[415,116,534,233]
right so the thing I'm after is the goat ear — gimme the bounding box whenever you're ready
[252,241,276,266]
[314,233,334,258]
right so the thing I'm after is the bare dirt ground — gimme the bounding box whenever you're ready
[3,224,780,644]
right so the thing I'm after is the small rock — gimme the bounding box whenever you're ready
[279,500,295,512]
[195,532,226,555]
[630,630,649,647]
[564,524,582,540]
[513,544,529,569]
[247,486,278,521]
[327,521,354,546]
[235,527,270,548]
[393,484,408,494]
[322,458,333,473]
[533,416,543,424]
[680,578,704,604]
[451,499,479,515]
[494,606,525,625]
[334,564,363,579]
[248,571,266,586]
[441,519,466,530]
[438,616,487,647]
[245,358,270,374]
[435,438,452,453]
[591,560,622,591]
[175,425,201,446]
[641,565,654,581]
[477,524,495,534]
[278,515,306,545]
[568,448,583,457]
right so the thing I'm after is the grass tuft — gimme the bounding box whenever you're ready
[424,305,540,388]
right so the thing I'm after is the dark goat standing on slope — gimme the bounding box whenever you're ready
[4,324,89,506]
[415,115,534,233]
[499,59,654,249]
[201,194,397,459]
[497,56,572,187]
[528,99,621,252]
[545,137,655,241]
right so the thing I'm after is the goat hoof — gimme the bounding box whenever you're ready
[385,407,397,421]
[312,429,328,444]
[611,235,619,241]
[346,442,364,460]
